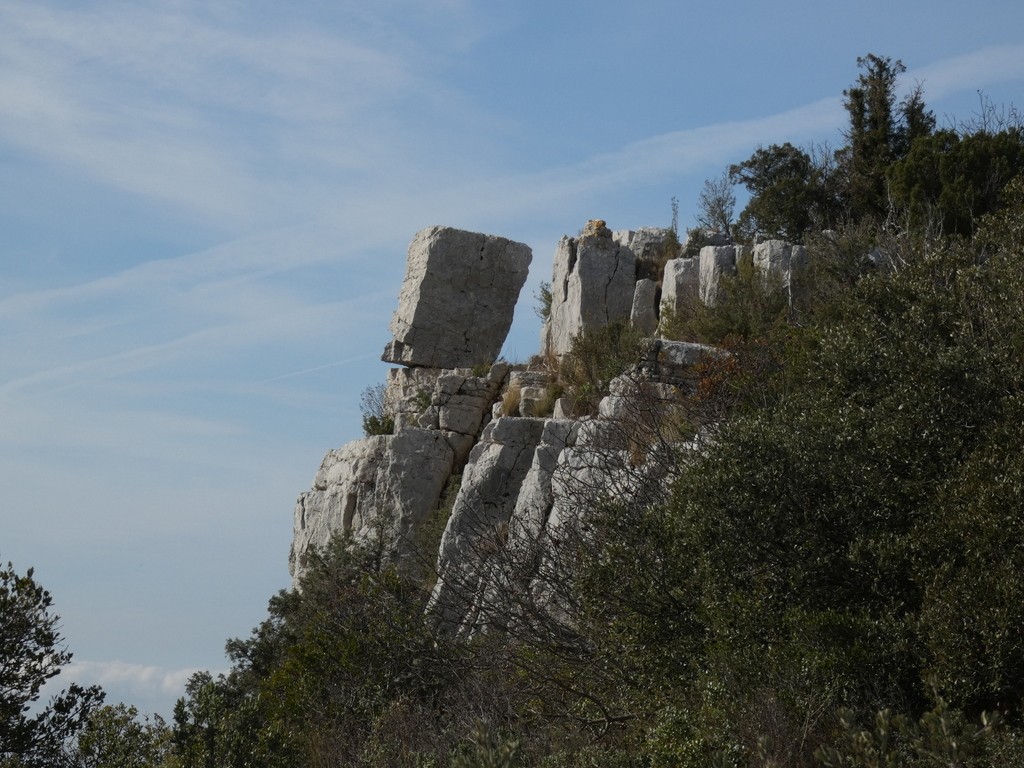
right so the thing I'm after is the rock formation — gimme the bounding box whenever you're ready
[542,222,636,358]
[382,226,532,369]
[290,221,812,634]
[698,245,739,306]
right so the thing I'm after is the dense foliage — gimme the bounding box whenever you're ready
[725,55,1023,244]
[164,191,1024,768]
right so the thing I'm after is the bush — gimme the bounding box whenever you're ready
[559,322,645,414]
[660,248,789,344]
[534,281,553,321]
[360,383,395,436]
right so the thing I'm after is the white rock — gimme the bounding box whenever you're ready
[699,245,737,306]
[752,239,810,302]
[630,278,659,335]
[614,227,677,280]
[290,428,454,585]
[427,417,547,632]
[382,226,532,368]
[660,257,699,320]
[543,231,637,358]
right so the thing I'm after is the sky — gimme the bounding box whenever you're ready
[2,0,1024,718]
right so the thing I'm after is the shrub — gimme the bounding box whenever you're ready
[360,383,395,436]
[559,322,645,414]
[501,383,521,417]
[534,281,553,321]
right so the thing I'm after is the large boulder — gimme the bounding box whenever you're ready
[543,225,637,358]
[382,226,532,369]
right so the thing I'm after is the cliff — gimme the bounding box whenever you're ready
[289,222,807,633]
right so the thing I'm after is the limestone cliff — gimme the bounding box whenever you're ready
[289,223,808,632]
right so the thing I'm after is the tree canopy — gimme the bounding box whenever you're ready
[1,561,104,768]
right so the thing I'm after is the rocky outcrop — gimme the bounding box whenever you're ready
[387,364,509,465]
[290,221,812,631]
[427,417,547,633]
[699,245,738,306]
[290,362,510,586]
[660,256,699,319]
[543,224,637,358]
[753,239,808,299]
[382,226,532,369]
[630,278,659,335]
[614,227,676,280]
[290,428,454,578]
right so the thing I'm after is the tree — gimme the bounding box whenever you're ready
[843,54,906,220]
[695,172,736,234]
[729,143,837,241]
[842,54,937,224]
[573,210,1024,764]
[73,704,171,768]
[1,561,104,767]
[887,127,1024,236]
[359,382,395,436]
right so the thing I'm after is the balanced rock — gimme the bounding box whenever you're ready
[382,226,532,369]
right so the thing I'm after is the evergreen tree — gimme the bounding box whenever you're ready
[0,561,104,767]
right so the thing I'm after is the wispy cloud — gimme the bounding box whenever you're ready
[909,43,1024,101]
[49,659,215,713]
[65,659,208,693]
[0,1,489,227]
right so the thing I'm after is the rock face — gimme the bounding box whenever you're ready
[614,227,676,280]
[427,417,548,633]
[630,278,659,335]
[699,245,738,306]
[290,362,510,586]
[290,428,454,579]
[290,221,813,631]
[660,256,699,318]
[387,364,509,465]
[753,239,808,298]
[543,229,637,358]
[382,226,532,369]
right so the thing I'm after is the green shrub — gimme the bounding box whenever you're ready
[450,722,521,768]
[534,280,553,321]
[660,248,789,344]
[360,383,395,436]
[559,322,645,414]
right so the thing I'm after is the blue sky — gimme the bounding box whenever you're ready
[2,0,1023,716]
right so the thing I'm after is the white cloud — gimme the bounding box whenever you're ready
[0,1,489,227]
[45,659,218,713]
[64,659,209,695]
[909,43,1024,101]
